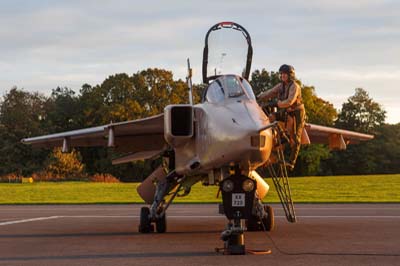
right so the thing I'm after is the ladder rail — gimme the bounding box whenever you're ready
[268,126,297,223]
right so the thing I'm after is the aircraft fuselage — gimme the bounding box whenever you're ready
[174,99,273,175]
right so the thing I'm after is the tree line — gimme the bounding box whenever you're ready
[0,68,398,181]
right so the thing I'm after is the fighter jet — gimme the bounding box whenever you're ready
[22,22,373,255]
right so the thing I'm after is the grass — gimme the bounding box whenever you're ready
[0,174,399,204]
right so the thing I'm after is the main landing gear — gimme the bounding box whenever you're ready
[246,204,274,232]
[138,169,181,234]
[138,206,166,233]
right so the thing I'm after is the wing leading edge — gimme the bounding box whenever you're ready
[304,123,374,150]
[21,114,166,154]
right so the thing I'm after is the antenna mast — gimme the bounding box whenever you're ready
[186,58,194,105]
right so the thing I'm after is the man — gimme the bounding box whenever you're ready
[257,64,306,170]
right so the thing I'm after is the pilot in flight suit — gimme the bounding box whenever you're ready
[257,64,306,170]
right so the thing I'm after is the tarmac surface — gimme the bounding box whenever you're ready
[0,204,399,266]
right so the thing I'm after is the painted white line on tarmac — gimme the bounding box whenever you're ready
[292,215,400,218]
[0,215,398,226]
[1,206,399,212]
[63,215,224,218]
[60,215,400,219]
[292,207,400,210]
[64,215,138,218]
[0,216,60,226]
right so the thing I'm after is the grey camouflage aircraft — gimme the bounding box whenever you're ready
[22,22,373,255]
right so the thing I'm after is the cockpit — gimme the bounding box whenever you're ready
[203,75,256,103]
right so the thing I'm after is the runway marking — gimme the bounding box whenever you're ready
[0,215,398,226]
[60,215,400,219]
[292,207,400,210]
[0,216,60,226]
[293,216,400,218]
[62,215,224,218]
[0,206,399,211]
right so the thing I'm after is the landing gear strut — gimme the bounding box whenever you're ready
[138,169,181,234]
[246,204,274,232]
[219,170,257,255]
[138,207,153,233]
[220,214,245,255]
[138,206,167,233]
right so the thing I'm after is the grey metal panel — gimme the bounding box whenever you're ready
[28,137,106,148]
[109,113,164,136]
[305,123,374,145]
[21,126,105,145]
[21,114,166,151]
[114,134,166,153]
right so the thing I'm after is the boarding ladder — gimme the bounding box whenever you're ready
[267,124,297,223]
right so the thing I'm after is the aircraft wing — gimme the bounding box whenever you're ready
[304,123,374,150]
[21,114,166,154]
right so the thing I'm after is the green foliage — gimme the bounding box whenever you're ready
[76,69,190,180]
[302,86,337,126]
[0,87,50,175]
[326,123,400,175]
[79,73,144,126]
[326,89,394,175]
[131,68,189,115]
[45,87,82,132]
[371,123,400,173]
[336,88,386,133]
[249,68,280,96]
[295,145,331,176]
[295,86,337,175]
[192,83,206,104]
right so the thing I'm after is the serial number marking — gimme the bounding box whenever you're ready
[232,193,245,207]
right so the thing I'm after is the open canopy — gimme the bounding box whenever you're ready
[202,22,253,84]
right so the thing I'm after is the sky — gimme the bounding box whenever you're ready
[0,0,399,124]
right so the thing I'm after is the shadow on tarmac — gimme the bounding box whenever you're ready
[0,230,221,238]
[0,252,219,262]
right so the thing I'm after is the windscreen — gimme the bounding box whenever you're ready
[203,22,253,83]
[204,75,256,103]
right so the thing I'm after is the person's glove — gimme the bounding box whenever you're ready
[266,99,278,108]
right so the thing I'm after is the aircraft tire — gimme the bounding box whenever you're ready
[263,205,274,232]
[155,213,167,233]
[139,207,152,233]
[246,216,261,231]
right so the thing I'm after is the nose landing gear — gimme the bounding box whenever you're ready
[219,173,257,255]
[220,214,246,255]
